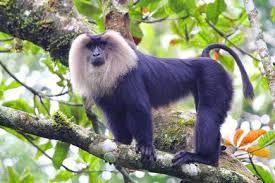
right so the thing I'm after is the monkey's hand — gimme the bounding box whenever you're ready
[136,144,156,163]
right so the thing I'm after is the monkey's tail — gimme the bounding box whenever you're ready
[201,44,254,99]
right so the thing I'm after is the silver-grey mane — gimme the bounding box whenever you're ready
[69,30,138,102]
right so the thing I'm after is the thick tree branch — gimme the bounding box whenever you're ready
[0,0,89,65]
[0,106,258,182]
[244,0,275,110]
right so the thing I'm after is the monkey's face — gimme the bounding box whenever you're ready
[86,35,107,67]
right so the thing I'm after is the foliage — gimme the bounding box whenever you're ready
[0,0,274,182]
[246,164,274,183]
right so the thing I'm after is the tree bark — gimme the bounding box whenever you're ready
[244,0,275,110]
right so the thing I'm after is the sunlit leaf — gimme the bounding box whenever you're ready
[206,0,226,24]
[233,128,244,146]
[52,142,70,169]
[130,23,144,44]
[246,164,274,183]
[242,146,271,158]
[239,129,266,147]
[7,167,20,183]
[271,7,275,22]
[34,97,50,116]
[34,141,52,159]
[51,170,74,182]
[168,0,185,14]
[20,167,34,183]
[5,81,21,90]
[3,99,34,113]
[223,138,233,147]
[228,32,245,46]
[259,76,269,91]
[257,130,275,148]
[73,0,101,17]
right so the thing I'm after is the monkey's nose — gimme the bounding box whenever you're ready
[93,52,100,57]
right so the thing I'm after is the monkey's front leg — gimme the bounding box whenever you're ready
[126,110,156,163]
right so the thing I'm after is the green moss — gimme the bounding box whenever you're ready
[52,111,72,128]
[0,0,13,7]
[103,152,117,163]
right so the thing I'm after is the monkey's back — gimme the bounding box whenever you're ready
[135,51,232,108]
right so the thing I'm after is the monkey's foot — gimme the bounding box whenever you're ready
[172,152,218,167]
[136,144,156,163]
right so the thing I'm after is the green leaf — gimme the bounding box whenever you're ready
[219,54,234,72]
[20,167,34,183]
[206,0,226,24]
[257,130,275,148]
[152,4,173,18]
[168,0,196,16]
[168,0,186,14]
[50,170,74,182]
[3,99,33,113]
[34,97,50,116]
[5,81,21,90]
[246,164,274,183]
[7,167,20,183]
[34,141,52,159]
[271,7,275,22]
[130,23,144,40]
[52,142,70,169]
[133,0,161,9]
[228,32,245,46]
[259,76,269,91]
[79,149,92,163]
[73,0,101,18]
[2,127,26,141]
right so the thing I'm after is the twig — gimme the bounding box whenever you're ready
[21,132,89,174]
[83,97,106,134]
[45,90,69,97]
[0,60,82,107]
[206,20,261,62]
[0,61,39,95]
[115,165,135,183]
[138,15,189,24]
[51,98,83,107]
[38,96,50,115]
[0,38,14,42]
[248,155,265,182]
[0,49,11,53]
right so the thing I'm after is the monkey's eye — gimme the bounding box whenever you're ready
[99,41,107,48]
[86,42,94,49]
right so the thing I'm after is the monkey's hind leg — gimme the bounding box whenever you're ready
[172,107,222,167]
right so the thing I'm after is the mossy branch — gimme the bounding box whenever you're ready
[0,106,258,182]
[0,0,90,65]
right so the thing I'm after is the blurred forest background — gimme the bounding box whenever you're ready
[0,0,274,182]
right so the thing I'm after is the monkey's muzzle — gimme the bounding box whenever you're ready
[91,57,105,67]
